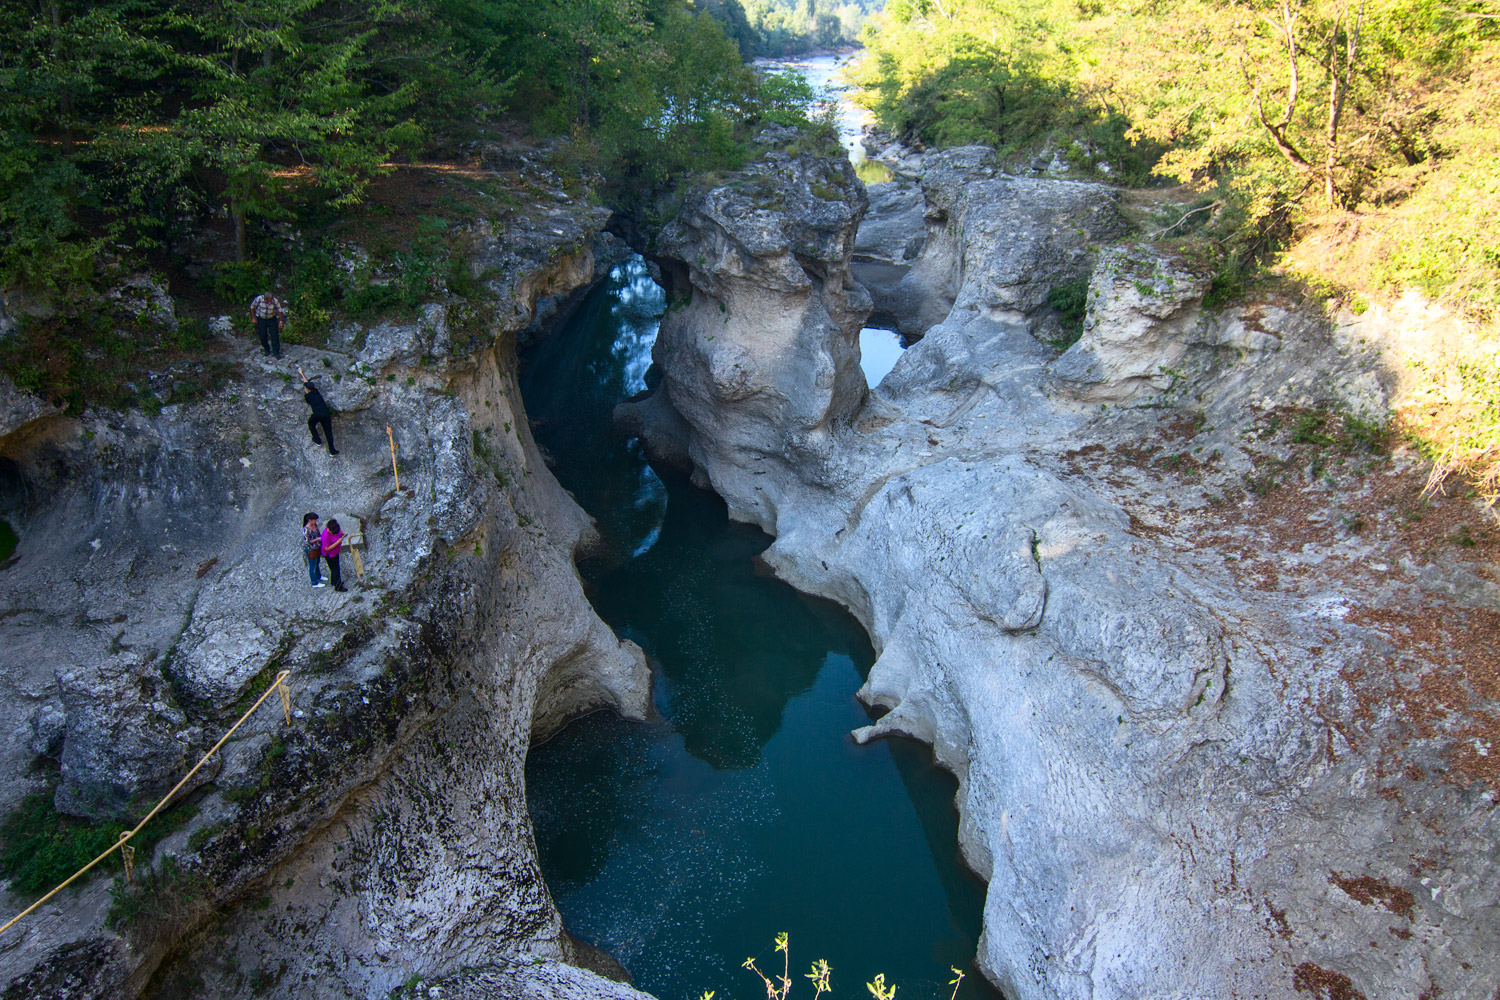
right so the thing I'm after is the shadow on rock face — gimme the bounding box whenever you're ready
[591,469,872,769]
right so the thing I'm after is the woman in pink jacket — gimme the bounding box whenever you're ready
[321,518,348,593]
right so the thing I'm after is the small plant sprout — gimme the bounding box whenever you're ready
[866,972,897,1000]
[806,959,832,1000]
[744,933,796,1000]
[948,967,966,1000]
[744,954,777,1000]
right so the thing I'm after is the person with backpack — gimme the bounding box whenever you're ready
[321,517,348,593]
[249,290,285,358]
[302,512,325,588]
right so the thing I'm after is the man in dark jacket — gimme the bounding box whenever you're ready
[297,367,338,455]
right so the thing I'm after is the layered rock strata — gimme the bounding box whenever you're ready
[622,145,1500,1000]
[0,208,650,999]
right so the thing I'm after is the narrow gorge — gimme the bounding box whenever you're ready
[0,78,1496,1000]
[0,189,657,999]
[617,137,1500,999]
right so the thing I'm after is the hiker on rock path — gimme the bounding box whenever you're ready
[303,512,325,588]
[299,367,338,456]
[321,518,348,593]
[249,290,285,358]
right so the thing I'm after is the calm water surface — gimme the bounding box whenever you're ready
[521,261,992,1000]
[858,328,904,386]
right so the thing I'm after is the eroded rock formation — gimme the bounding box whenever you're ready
[0,204,651,999]
[617,135,872,523]
[623,145,1500,1000]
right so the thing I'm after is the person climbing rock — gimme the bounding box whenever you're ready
[249,290,285,358]
[302,512,325,588]
[298,367,338,455]
[321,518,348,593]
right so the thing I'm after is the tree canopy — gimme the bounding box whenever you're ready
[0,0,803,291]
[702,0,884,57]
[852,0,1500,317]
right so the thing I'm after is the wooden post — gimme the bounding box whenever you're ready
[0,669,296,937]
[278,677,291,726]
[387,425,400,492]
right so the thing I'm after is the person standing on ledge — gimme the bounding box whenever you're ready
[298,367,338,456]
[302,512,325,588]
[249,290,285,358]
[321,518,348,593]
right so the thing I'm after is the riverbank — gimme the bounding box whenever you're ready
[619,138,1500,1000]
[0,153,654,1000]
[519,256,996,1000]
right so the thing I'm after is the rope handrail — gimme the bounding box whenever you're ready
[0,670,293,936]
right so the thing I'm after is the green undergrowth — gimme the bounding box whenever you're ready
[0,787,197,897]
[0,302,234,414]
[1241,408,1393,496]
[1401,348,1500,503]
[1045,277,1089,349]
[106,852,212,933]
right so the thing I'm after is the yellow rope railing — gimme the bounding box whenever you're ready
[0,670,293,936]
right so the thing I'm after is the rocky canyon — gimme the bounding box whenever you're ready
[0,124,1495,1000]
[620,139,1499,1000]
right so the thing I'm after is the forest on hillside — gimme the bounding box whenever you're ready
[851,0,1499,495]
[0,0,821,293]
[852,0,1498,319]
[0,0,845,413]
[704,0,883,56]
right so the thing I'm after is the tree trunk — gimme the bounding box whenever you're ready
[49,2,73,155]
[230,193,245,263]
[576,44,592,132]
[1324,0,1366,207]
[1244,2,1314,175]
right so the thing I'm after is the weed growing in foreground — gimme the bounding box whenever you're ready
[1404,348,1500,505]
[106,853,212,933]
[0,789,196,896]
[729,933,966,1000]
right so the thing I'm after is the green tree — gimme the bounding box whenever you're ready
[0,1,166,288]
[161,0,419,260]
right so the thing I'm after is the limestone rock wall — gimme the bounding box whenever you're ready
[617,137,873,530]
[0,209,650,999]
[624,145,1500,1000]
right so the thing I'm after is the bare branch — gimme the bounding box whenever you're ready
[1154,200,1224,238]
[1324,0,1367,205]
[1242,55,1314,170]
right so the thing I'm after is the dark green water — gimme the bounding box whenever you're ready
[520,258,994,1000]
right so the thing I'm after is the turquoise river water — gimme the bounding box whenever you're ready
[520,258,998,1000]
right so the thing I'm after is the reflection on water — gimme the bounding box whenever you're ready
[856,158,895,186]
[523,260,996,1000]
[859,328,905,387]
[519,257,667,565]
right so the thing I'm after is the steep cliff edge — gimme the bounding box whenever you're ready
[622,145,1500,999]
[0,197,651,999]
